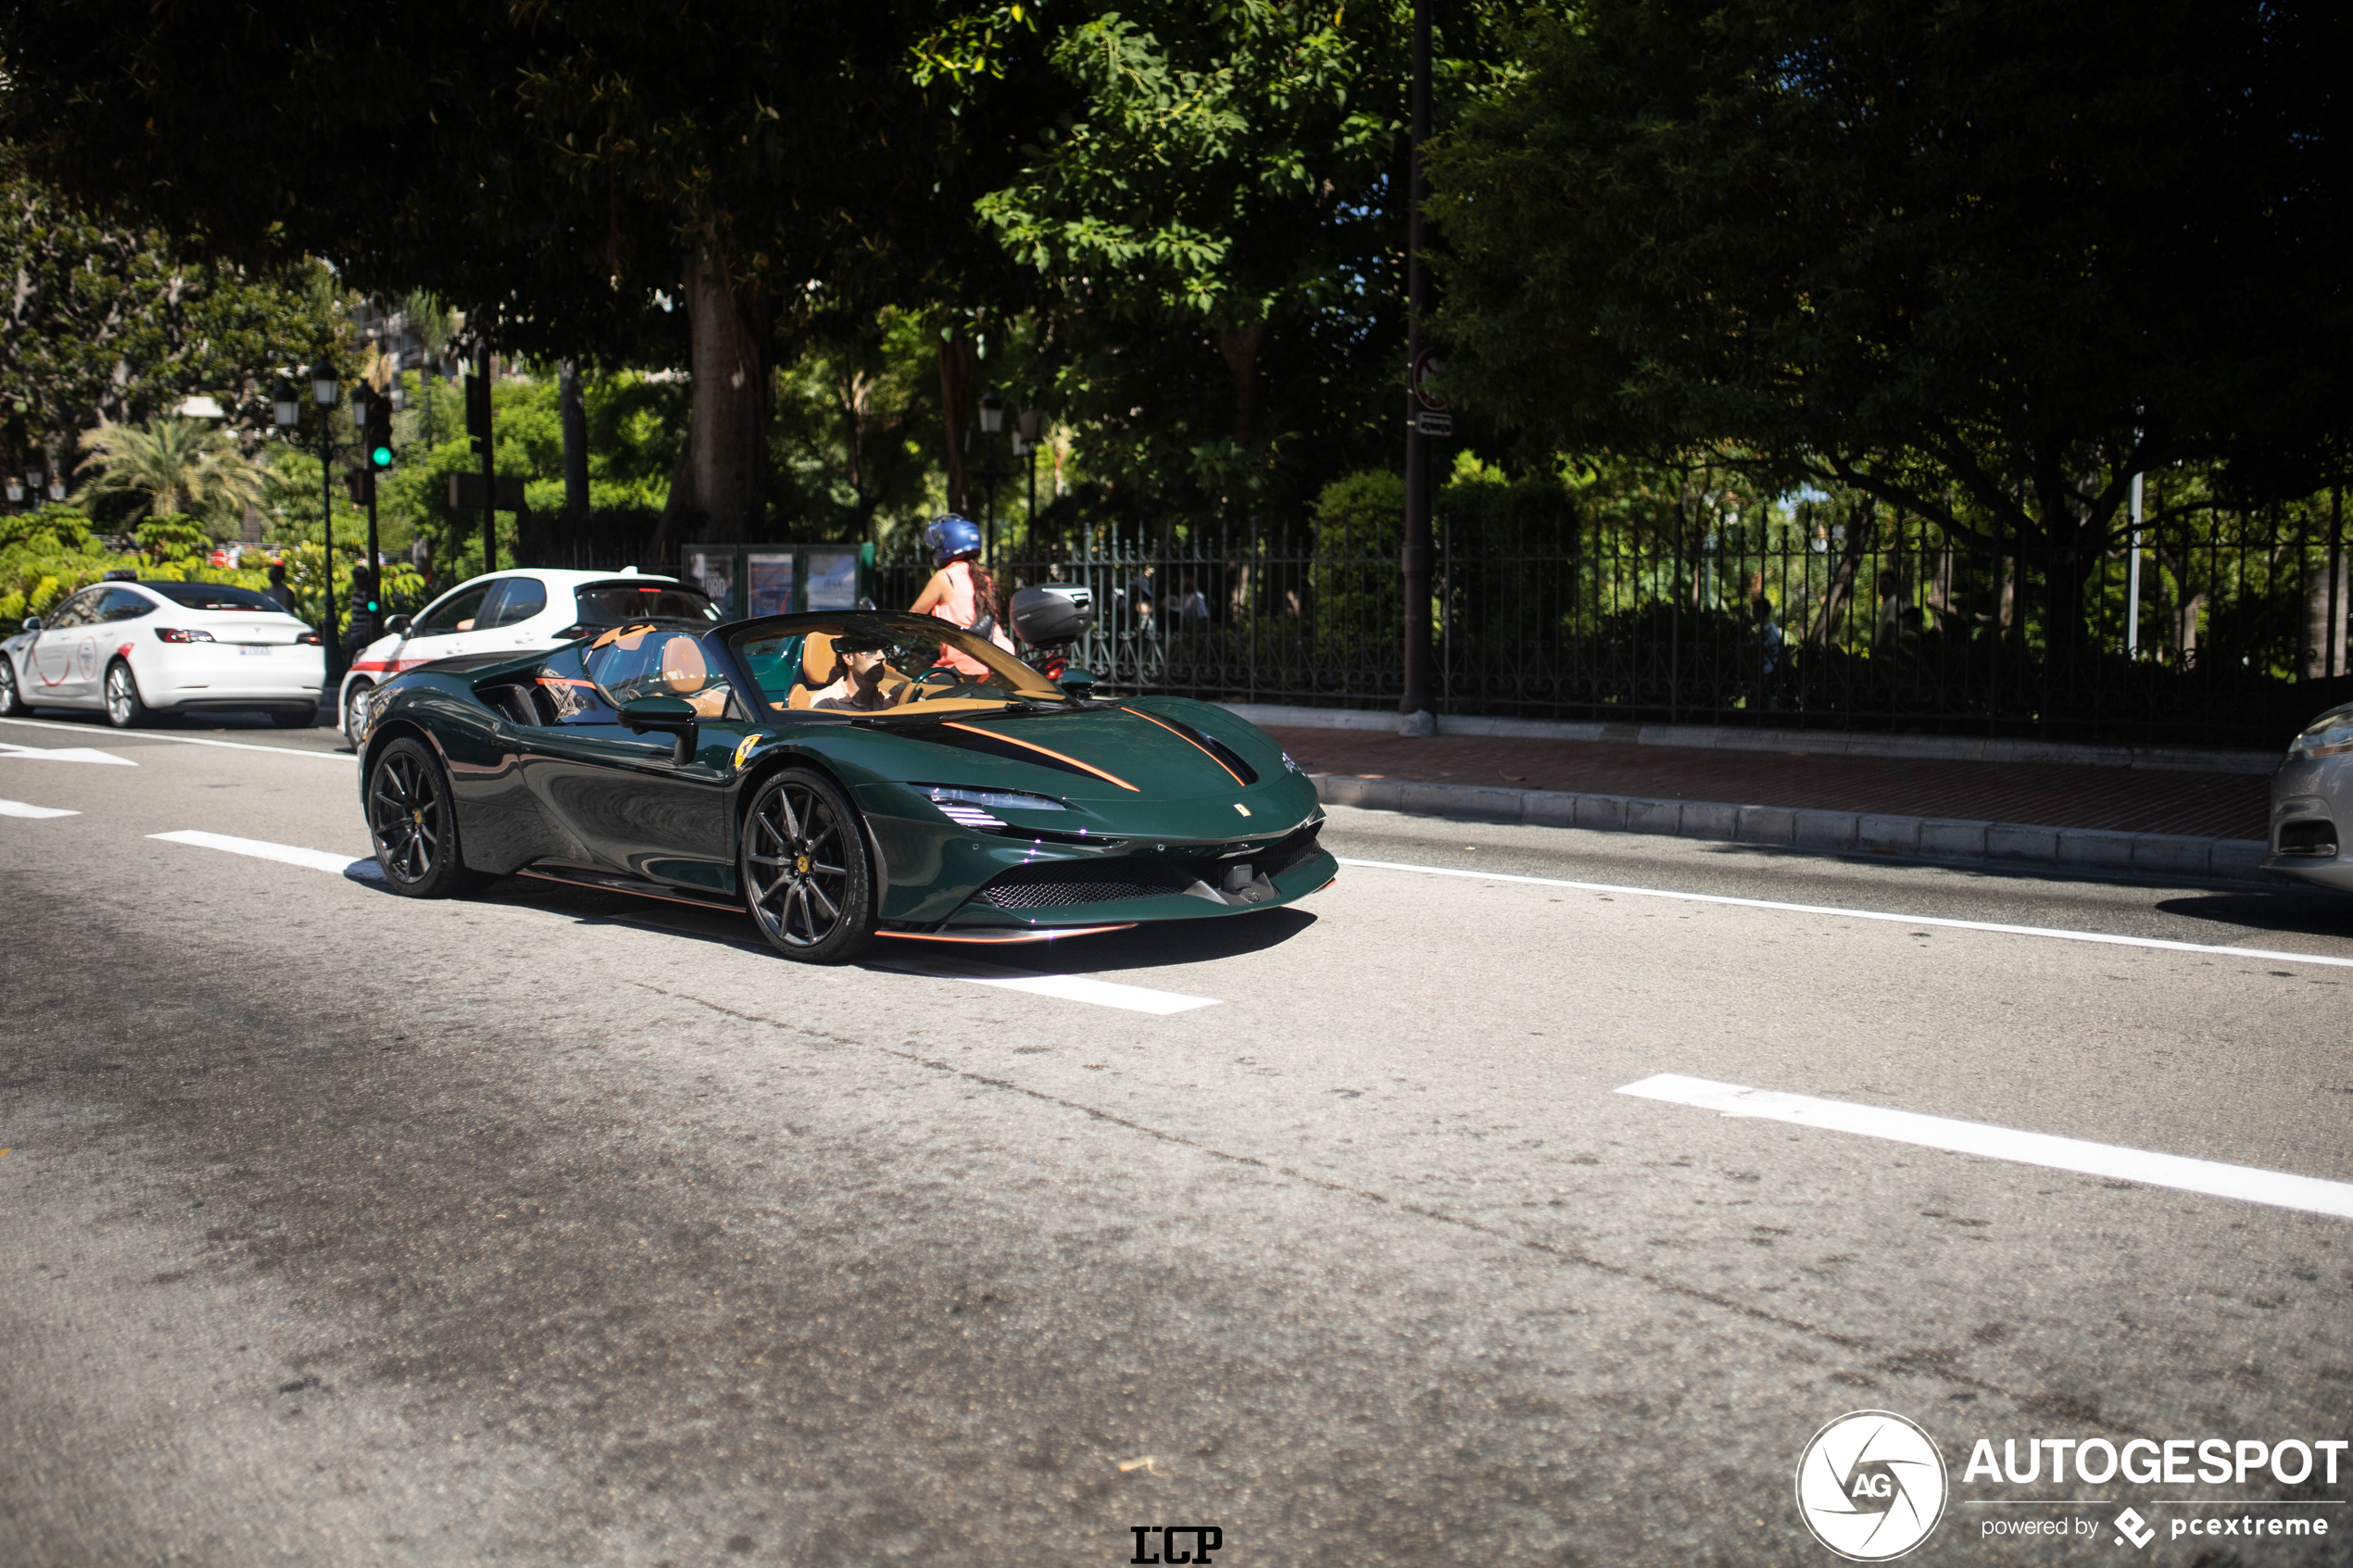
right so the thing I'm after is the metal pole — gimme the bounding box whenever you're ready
[477,341,497,573]
[1397,0,1436,730]
[364,468,382,644]
[319,420,341,672]
[2126,471,2143,658]
[2330,485,2344,680]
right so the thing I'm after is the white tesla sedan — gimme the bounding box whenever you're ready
[336,568,718,737]
[0,578,326,727]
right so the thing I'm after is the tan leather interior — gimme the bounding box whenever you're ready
[786,631,913,711]
[659,636,708,694]
[786,633,837,709]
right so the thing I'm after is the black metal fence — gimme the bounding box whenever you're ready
[521,493,2353,749]
[870,501,2353,749]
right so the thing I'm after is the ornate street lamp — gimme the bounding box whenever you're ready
[308,358,343,672]
[978,388,1004,558]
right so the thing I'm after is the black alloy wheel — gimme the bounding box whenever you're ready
[368,736,488,897]
[741,767,875,963]
[0,655,22,717]
[104,660,149,728]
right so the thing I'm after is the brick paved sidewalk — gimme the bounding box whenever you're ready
[1262,728,2271,842]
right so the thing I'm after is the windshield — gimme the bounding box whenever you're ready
[573,581,719,627]
[730,613,1066,719]
[143,582,285,613]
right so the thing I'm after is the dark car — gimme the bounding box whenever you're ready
[354,610,1337,962]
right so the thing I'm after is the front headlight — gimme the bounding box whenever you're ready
[917,784,1068,813]
[2291,714,2353,759]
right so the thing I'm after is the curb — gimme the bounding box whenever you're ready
[1310,772,2275,884]
[1221,703,2280,776]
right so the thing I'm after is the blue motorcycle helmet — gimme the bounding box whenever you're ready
[925,513,983,565]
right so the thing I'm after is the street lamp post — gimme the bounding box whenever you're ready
[1398,0,1437,734]
[978,389,1004,560]
[1015,408,1041,544]
[308,358,343,673]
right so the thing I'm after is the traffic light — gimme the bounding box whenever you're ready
[353,565,379,619]
[364,396,394,473]
[344,468,366,504]
[464,370,492,444]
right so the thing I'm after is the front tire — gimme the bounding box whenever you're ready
[104,660,149,728]
[342,680,372,738]
[741,767,876,963]
[368,736,490,897]
[0,655,24,716]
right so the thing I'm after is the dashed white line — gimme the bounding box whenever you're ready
[1618,1073,2353,1221]
[878,957,1218,1015]
[150,830,382,880]
[0,738,137,766]
[1335,855,2353,971]
[0,715,350,761]
[0,798,79,818]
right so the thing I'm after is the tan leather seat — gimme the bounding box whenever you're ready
[786,633,838,709]
[657,635,732,719]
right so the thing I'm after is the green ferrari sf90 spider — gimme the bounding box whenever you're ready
[354,610,1337,961]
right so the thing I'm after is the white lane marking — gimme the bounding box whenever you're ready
[0,798,80,818]
[0,716,349,762]
[1618,1073,2353,1222]
[0,739,137,766]
[1335,855,2353,972]
[150,830,382,880]
[878,956,1218,1015]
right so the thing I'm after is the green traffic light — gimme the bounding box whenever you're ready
[371,445,393,467]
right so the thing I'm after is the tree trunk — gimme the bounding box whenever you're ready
[937,327,976,514]
[661,250,768,545]
[560,359,589,532]
[1218,321,1265,445]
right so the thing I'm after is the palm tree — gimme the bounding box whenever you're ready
[74,416,266,520]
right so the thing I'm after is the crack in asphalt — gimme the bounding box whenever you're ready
[625,977,2101,1426]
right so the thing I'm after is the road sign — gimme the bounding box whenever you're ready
[1415,408,1453,437]
[1409,348,1448,411]
[448,472,530,512]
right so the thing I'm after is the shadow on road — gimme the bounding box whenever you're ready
[451,873,1318,973]
[2152,889,2353,937]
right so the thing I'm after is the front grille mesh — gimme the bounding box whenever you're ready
[972,862,1189,909]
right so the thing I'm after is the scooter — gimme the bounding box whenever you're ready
[1009,583,1097,689]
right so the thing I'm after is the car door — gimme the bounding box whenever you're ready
[29,589,100,704]
[390,580,495,672]
[514,633,749,894]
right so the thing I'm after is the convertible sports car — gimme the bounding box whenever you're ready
[354,610,1337,961]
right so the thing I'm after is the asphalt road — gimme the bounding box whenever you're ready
[4,709,2350,1566]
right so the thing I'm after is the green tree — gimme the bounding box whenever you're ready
[74,417,266,526]
[1,0,1028,550]
[1431,0,2353,656]
[978,2,1411,520]
[0,143,342,487]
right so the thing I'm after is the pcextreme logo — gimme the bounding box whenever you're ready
[1796,1411,1950,1562]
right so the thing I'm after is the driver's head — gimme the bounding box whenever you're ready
[842,647,887,676]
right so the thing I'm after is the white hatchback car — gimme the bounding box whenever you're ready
[0,578,326,727]
[337,568,718,737]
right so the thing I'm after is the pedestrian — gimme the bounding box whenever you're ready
[1754,596,1785,710]
[910,514,1014,677]
[265,560,298,617]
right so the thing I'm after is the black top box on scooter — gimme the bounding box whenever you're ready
[1011,583,1095,645]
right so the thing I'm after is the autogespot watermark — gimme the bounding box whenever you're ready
[1797,1411,1951,1560]
[1797,1412,2347,1557]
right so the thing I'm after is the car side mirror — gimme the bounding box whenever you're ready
[619,695,699,763]
[1057,667,1098,696]
[20,616,40,633]
[384,614,411,636]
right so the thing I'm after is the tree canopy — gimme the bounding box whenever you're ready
[1433,0,2353,643]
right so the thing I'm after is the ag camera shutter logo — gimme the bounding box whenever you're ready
[1796,1411,1949,1561]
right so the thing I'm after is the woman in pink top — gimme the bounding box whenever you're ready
[910,514,1014,677]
